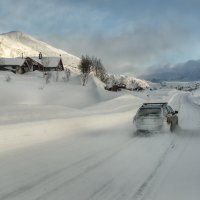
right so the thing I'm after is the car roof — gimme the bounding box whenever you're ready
[141,103,167,109]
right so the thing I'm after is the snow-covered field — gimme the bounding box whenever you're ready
[0,71,200,200]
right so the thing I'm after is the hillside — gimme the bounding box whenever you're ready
[0,31,80,72]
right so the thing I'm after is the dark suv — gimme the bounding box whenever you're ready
[133,103,178,133]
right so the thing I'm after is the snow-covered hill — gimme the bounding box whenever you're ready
[0,31,80,72]
[0,31,149,89]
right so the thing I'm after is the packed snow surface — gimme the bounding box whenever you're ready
[0,71,200,200]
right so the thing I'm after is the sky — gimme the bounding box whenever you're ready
[0,0,200,75]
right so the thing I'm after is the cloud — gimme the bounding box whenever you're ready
[45,18,200,75]
[141,59,200,82]
[1,0,200,76]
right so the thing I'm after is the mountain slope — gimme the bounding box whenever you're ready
[0,31,80,72]
[141,60,200,82]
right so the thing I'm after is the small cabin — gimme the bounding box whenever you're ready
[30,57,64,72]
[105,84,127,92]
[0,58,29,74]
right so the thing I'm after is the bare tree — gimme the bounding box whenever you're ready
[45,72,51,84]
[55,70,59,82]
[91,57,107,82]
[78,55,107,85]
[78,55,92,86]
[41,58,52,83]
[62,69,70,82]
[42,58,50,77]
[65,68,71,81]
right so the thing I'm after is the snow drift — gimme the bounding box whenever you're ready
[1,70,200,200]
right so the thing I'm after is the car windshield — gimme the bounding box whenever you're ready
[137,108,161,116]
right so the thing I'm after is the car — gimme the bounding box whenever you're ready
[133,102,178,134]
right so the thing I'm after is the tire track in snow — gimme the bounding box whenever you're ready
[132,92,200,200]
[34,137,142,200]
[129,93,183,200]
[69,135,162,200]
[129,94,183,200]
[142,130,196,200]
[0,137,141,200]
[131,139,175,200]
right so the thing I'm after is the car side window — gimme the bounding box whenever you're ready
[163,107,169,116]
[166,106,174,114]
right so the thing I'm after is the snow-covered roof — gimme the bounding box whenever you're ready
[0,57,62,68]
[30,57,61,68]
[0,56,62,68]
[0,58,25,66]
[43,57,61,68]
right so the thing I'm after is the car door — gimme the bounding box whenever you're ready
[166,105,177,125]
[163,106,171,123]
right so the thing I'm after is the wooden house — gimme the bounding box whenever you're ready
[30,56,64,72]
[104,84,126,92]
[0,54,64,74]
[0,58,29,74]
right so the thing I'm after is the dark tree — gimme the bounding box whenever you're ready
[65,68,71,82]
[79,55,107,85]
[90,57,107,83]
[78,55,92,86]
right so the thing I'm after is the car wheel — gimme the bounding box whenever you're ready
[170,123,174,132]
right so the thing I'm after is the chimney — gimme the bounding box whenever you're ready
[39,52,42,59]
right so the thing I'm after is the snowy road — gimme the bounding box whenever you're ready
[0,91,200,200]
[146,92,200,200]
